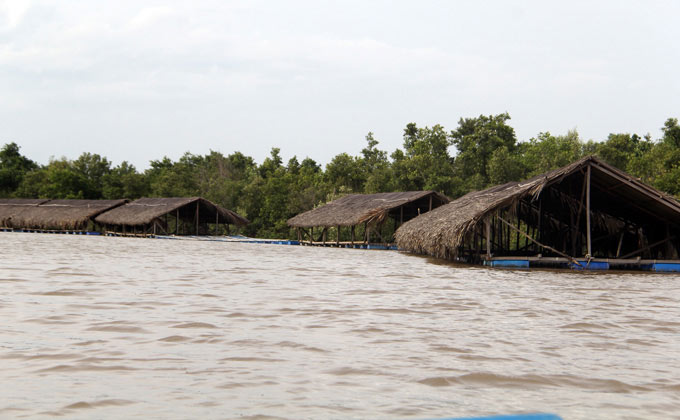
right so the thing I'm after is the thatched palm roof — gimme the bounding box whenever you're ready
[287,191,450,228]
[395,156,680,259]
[0,199,50,227]
[1,199,127,230]
[95,197,249,226]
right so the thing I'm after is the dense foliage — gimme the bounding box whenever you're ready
[3,115,679,238]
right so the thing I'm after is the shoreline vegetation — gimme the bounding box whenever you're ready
[2,114,680,239]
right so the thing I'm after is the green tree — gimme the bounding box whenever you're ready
[102,161,149,199]
[325,153,366,193]
[487,146,524,185]
[596,133,651,171]
[450,113,517,189]
[520,130,586,176]
[393,123,456,195]
[0,143,38,197]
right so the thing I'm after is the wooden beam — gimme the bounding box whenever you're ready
[619,236,675,259]
[498,215,582,266]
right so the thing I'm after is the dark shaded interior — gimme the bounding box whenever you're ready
[461,162,680,263]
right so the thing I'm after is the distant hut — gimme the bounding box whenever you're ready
[94,197,249,236]
[0,199,127,232]
[0,199,50,229]
[287,191,449,245]
[395,156,680,271]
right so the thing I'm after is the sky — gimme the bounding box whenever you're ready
[1,0,679,169]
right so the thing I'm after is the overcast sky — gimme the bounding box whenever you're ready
[1,0,679,169]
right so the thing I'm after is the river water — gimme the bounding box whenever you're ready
[1,232,679,419]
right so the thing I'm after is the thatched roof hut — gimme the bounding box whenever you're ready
[1,199,127,231]
[287,191,449,228]
[0,199,50,227]
[396,156,680,265]
[95,197,248,235]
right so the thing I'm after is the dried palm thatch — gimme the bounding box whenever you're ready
[0,199,50,227]
[2,199,127,230]
[396,156,680,261]
[94,197,248,227]
[287,191,450,228]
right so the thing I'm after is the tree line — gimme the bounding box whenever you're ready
[2,114,680,238]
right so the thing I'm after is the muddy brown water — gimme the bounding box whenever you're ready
[1,232,679,419]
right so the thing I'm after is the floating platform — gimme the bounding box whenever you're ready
[105,233,300,245]
[299,241,398,250]
[1,228,100,235]
[485,256,680,272]
[433,414,562,420]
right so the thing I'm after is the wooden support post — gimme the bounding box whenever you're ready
[351,225,355,244]
[153,220,157,236]
[485,218,491,259]
[586,165,592,257]
[176,209,179,235]
[537,199,542,249]
[196,201,200,236]
[497,212,503,254]
[364,222,368,244]
[616,232,624,258]
[429,195,432,211]
[322,227,327,244]
[515,203,521,251]
[336,225,340,245]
